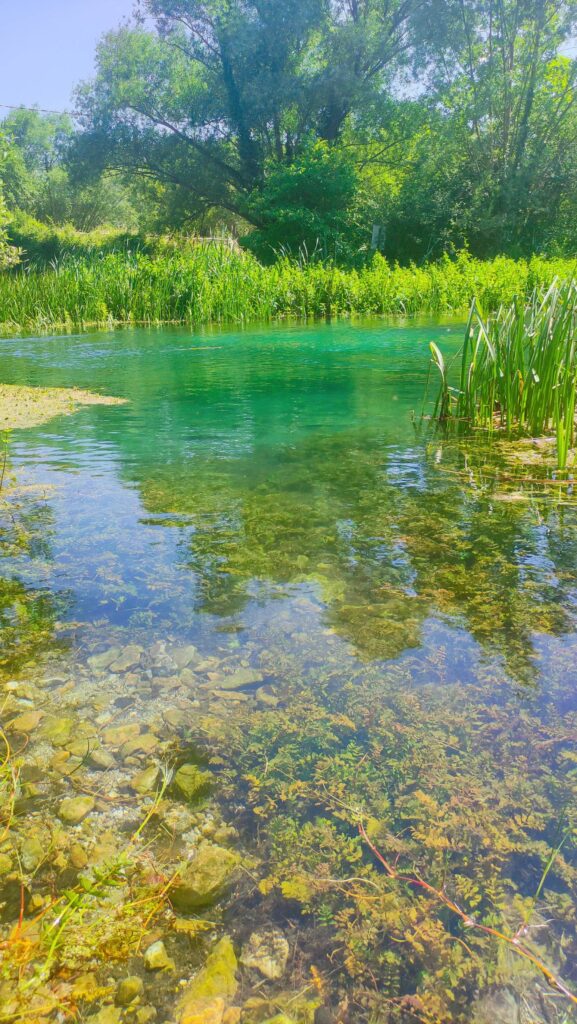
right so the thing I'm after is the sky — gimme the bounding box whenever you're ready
[0,0,136,115]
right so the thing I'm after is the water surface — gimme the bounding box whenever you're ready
[1,320,576,1021]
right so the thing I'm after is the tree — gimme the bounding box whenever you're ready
[402,0,577,256]
[0,136,20,269]
[73,0,433,227]
[242,140,365,260]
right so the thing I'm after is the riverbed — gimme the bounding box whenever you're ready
[1,321,576,1024]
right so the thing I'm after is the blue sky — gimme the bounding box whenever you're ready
[0,0,135,114]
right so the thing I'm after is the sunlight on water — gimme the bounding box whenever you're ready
[1,320,576,1022]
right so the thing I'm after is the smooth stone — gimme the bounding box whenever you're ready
[163,709,187,729]
[21,837,44,872]
[102,723,140,747]
[143,939,175,971]
[211,669,263,691]
[9,710,42,733]
[0,853,13,875]
[88,647,121,671]
[173,764,212,802]
[179,997,226,1024]
[69,843,89,869]
[41,716,75,746]
[90,749,116,770]
[87,1008,122,1024]
[116,975,144,1006]
[66,737,98,757]
[177,937,237,1022]
[240,929,289,980]
[172,644,199,669]
[121,733,159,759]
[58,795,95,824]
[255,686,279,707]
[110,645,143,672]
[130,765,160,794]
[136,1009,157,1024]
[170,843,240,912]
[179,668,198,686]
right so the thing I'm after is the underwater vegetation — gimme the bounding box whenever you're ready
[1,322,577,1022]
[428,280,577,470]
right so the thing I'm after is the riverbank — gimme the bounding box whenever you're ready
[1,249,576,334]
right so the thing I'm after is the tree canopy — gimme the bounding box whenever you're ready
[3,0,577,261]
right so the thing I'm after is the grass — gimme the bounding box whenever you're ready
[1,246,577,333]
[428,279,577,470]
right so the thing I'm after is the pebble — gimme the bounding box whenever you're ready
[58,795,95,824]
[116,975,144,1006]
[0,853,13,875]
[21,837,44,872]
[110,645,143,672]
[130,764,160,794]
[143,939,175,971]
[8,710,42,733]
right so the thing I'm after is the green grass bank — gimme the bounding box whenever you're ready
[1,246,577,332]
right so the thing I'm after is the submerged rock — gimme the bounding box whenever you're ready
[41,716,74,746]
[102,723,140,747]
[143,939,175,971]
[116,975,144,1006]
[179,997,226,1024]
[172,644,199,669]
[177,937,237,1023]
[472,986,520,1024]
[171,843,240,911]
[8,710,42,733]
[21,837,44,872]
[58,795,95,824]
[110,645,143,672]
[212,668,263,691]
[86,1008,122,1024]
[90,748,116,770]
[173,763,212,802]
[0,853,13,876]
[130,764,160,794]
[240,929,290,979]
[88,647,122,671]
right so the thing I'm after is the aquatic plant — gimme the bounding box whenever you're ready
[1,248,577,332]
[429,280,577,469]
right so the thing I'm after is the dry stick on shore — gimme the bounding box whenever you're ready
[357,822,577,1008]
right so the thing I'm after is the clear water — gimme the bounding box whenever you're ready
[1,320,577,1020]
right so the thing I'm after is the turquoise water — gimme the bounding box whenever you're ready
[1,320,577,1022]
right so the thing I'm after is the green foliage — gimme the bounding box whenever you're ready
[429,281,577,469]
[243,142,363,262]
[2,248,577,332]
[222,672,577,1022]
[0,137,20,271]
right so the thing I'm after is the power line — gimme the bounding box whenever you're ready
[0,103,80,117]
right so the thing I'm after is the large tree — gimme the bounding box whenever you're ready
[74,0,432,225]
[388,0,577,256]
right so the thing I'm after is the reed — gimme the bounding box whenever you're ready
[429,279,577,469]
[2,246,577,333]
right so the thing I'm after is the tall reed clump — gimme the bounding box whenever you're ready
[429,279,577,470]
[2,245,577,332]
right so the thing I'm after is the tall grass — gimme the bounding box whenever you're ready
[429,279,577,470]
[2,247,577,333]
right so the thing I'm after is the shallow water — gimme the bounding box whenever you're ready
[1,320,577,1022]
